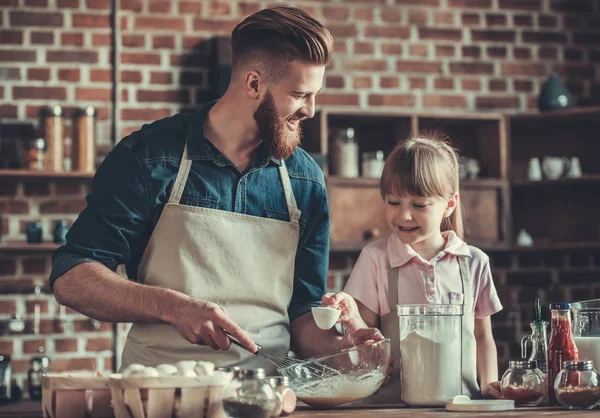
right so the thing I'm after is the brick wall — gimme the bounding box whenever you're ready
[1,0,600,396]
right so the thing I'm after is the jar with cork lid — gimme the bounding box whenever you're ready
[38,105,64,172]
[71,106,96,173]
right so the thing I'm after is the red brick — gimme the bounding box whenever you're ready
[86,337,112,351]
[47,50,98,64]
[23,257,48,274]
[30,31,54,45]
[122,35,145,48]
[72,13,110,28]
[397,61,442,73]
[489,79,507,92]
[419,28,462,41]
[121,88,129,102]
[435,12,455,25]
[449,62,494,75]
[120,70,141,83]
[39,199,87,214]
[323,6,348,21]
[193,19,237,33]
[150,72,172,85]
[434,78,454,90]
[514,80,533,92]
[153,35,175,49]
[24,182,50,196]
[23,339,47,354]
[501,63,546,76]
[10,11,63,27]
[462,46,481,58]
[120,0,142,11]
[394,0,439,4]
[564,16,583,30]
[135,17,185,31]
[333,40,348,54]
[409,44,429,57]
[25,300,49,314]
[513,47,532,60]
[513,15,533,27]
[0,30,24,45]
[317,93,359,106]
[0,341,13,354]
[61,32,84,46]
[449,0,491,6]
[12,359,31,374]
[149,0,171,13]
[13,87,66,100]
[486,13,507,26]
[57,0,79,7]
[369,94,416,107]
[208,1,230,15]
[423,95,467,108]
[87,0,109,9]
[354,41,374,55]
[408,10,428,24]
[538,15,558,28]
[90,69,111,83]
[475,96,520,109]
[471,30,515,42]
[0,301,16,315]
[436,45,455,57]
[552,64,595,78]
[381,44,403,55]
[499,0,541,10]
[0,105,18,118]
[354,7,374,21]
[27,68,50,81]
[352,77,372,89]
[55,183,83,195]
[523,31,567,43]
[104,357,114,371]
[121,108,172,121]
[326,76,344,89]
[539,47,558,59]
[55,338,79,352]
[0,49,36,62]
[328,24,358,38]
[461,13,480,26]
[92,34,111,46]
[121,53,161,65]
[179,1,203,14]
[25,0,48,6]
[76,87,111,101]
[487,46,507,58]
[344,59,387,72]
[58,69,80,82]
[137,89,189,104]
[380,76,399,88]
[365,26,409,39]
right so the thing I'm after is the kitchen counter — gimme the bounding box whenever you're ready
[1,401,599,417]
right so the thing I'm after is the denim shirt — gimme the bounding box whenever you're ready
[50,101,330,322]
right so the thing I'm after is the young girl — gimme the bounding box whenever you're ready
[324,135,503,404]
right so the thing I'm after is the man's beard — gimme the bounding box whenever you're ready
[253,91,302,160]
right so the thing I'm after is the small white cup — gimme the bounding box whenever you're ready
[527,157,542,181]
[567,157,582,178]
[311,306,341,330]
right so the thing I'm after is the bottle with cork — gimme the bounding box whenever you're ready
[38,105,64,172]
[71,106,96,173]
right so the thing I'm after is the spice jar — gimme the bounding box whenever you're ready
[23,138,46,171]
[27,354,49,401]
[71,106,96,173]
[554,360,600,410]
[39,105,64,172]
[361,150,385,179]
[501,360,546,406]
[330,127,359,177]
[222,368,277,418]
[267,376,296,416]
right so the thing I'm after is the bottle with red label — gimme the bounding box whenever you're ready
[547,302,579,405]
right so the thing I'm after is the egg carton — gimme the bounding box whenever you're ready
[42,373,112,418]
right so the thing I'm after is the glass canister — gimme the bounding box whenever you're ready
[329,127,359,177]
[71,106,96,173]
[398,304,463,406]
[554,360,600,409]
[361,150,385,178]
[222,368,277,418]
[501,360,546,406]
[521,320,549,374]
[38,105,63,172]
[572,299,600,375]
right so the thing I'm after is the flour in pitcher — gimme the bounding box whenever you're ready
[400,330,462,406]
[296,371,385,407]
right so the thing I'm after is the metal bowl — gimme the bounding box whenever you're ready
[278,338,391,408]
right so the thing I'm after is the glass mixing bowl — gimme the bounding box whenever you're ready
[278,338,391,408]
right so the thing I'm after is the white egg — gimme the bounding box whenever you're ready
[143,367,159,377]
[155,364,178,376]
[178,369,197,377]
[122,363,145,377]
[175,360,197,374]
[193,361,215,376]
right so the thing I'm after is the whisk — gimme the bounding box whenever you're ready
[227,334,339,381]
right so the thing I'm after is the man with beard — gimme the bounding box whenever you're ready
[50,6,383,371]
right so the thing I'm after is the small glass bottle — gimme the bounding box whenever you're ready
[554,360,600,410]
[39,105,64,172]
[547,302,579,405]
[521,320,549,374]
[330,127,359,177]
[361,150,385,179]
[222,368,277,418]
[267,376,296,416]
[501,360,546,406]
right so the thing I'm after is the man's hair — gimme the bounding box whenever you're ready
[231,6,333,82]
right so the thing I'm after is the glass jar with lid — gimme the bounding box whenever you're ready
[222,368,277,418]
[38,105,64,172]
[554,360,600,410]
[501,360,546,406]
[267,376,296,416]
[329,127,359,177]
[361,150,385,179]
[71,106,96,173]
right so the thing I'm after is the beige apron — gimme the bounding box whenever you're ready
[361,256,479,405]
[121,143,300,373]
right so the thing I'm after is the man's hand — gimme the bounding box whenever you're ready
[481,381,503,399]
[171,297,257,353]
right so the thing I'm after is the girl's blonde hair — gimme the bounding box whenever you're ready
[380,133,464,238]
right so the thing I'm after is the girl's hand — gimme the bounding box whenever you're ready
[322,292,360,324]
[481,381,502,399]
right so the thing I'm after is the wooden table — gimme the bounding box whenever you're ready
[1,401,599,417]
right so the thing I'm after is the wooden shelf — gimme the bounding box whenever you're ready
[0,241,60,252]
[509,105,600,122]
[0,169,94,181]
[512,174,600,186]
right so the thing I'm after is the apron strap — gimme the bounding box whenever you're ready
[168,142,193,204]
[277,162,301,224]
[458,256,474,314]
[387,265,399,316]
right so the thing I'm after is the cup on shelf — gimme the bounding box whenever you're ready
[517,229,534,247]
[542,156,570,180]
[566,157,582,178]
[527,157,543,181]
